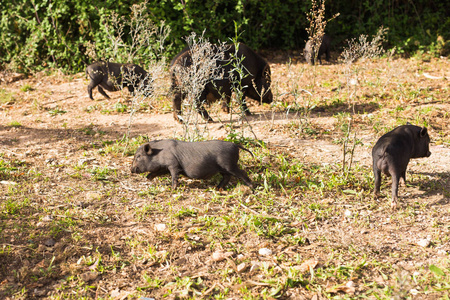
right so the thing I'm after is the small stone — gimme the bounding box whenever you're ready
[79,271,98,282]
[0,180,17,185]
[155,224,167,231]
[417,239,431,248]
[237,262,247,273]
[42,215,53,222]
[212,251,233,262]
[258,248,272,256]
[410,289,419,295]
[44,238,56,247]
[344,209,352,217]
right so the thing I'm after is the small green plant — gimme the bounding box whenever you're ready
[48,107,67,116]
[0,89,15,104]
[8,121,22,127]
[20,84,33,92]
[114,102,128,113]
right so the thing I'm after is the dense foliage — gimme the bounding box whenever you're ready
[0,0,448,73]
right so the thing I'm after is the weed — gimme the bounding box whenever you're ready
[8,120,22,127]
[20,84,33,92]
[0,89,15,104]
[48,107,67,116]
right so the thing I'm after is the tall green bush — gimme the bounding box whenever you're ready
[0,0,448,73]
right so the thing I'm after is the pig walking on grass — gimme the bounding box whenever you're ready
[86,61,150,100]
[372,124,431,209]
[131,139,254,189]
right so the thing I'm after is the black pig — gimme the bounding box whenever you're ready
[131,139,253,189]
[372,124,431,208]
[170,43,273,122]
[86,61,150,100]
[304,34,331,65]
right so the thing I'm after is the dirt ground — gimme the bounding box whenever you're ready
[0,52,449,299]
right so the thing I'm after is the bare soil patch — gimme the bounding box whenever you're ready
[1,54,449,299]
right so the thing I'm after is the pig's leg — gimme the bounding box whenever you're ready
[196,90,213,122]
[127,85,135,96]
[217,174,231,189]
[221,91,233,113]
[168,167,181,189]
[391,174,400,209]
[87,80,97,100]
[172,89,183,123]
[325,49,331,62]
[373,166,382,199]
[98,86,111,100]
[400,170,406,185]
[230,168,253,189]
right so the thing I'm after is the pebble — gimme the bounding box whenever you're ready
[237,262,247,273]
[0,180,17,185]
[258,248,272,256]
[417,239,431,248]
[42,215,54,222]
[212,251,233,262]
[155,223,167,231]
[79,271,98,282]
[43,238,56,247]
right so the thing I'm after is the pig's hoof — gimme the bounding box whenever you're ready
[373,192,382,200]
[390,201,398,210]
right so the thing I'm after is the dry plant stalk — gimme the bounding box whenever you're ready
[341,26,388,65]
[305,0,339,66]
[340,26,388,109]
[172,32,227,141]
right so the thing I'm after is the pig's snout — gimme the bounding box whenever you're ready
[131,166,140,174]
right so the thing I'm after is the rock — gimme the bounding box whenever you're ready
[212,251,233,262]
[237,262,247,273]
[43,238,56,247]
[155,223,167,231]
[417,239,431,248]
[258,248,272,256]
[0,180,17,185]
[42,215,53,222]
[79,271,98,282]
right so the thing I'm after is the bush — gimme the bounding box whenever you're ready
[0,0,447,73]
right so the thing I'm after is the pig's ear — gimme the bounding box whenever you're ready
[420,127,428,137]
[143,143,153,155]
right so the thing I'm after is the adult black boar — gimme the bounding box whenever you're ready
[304,34,331,65]
[170,43,273,122]
[86,61,150,100]
[372,124,431,209]
[131,139,254,189]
